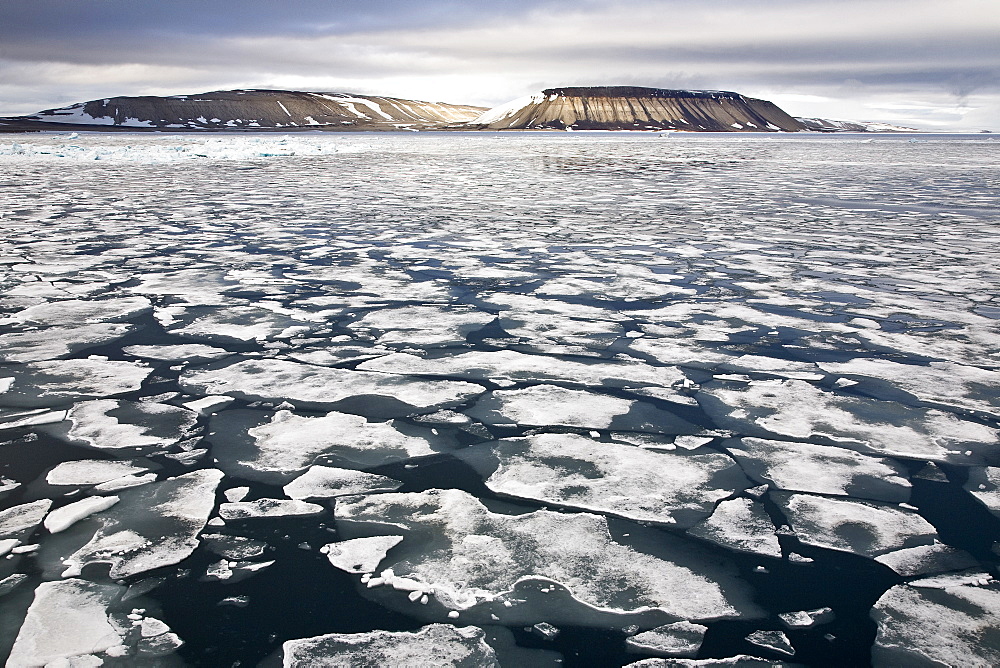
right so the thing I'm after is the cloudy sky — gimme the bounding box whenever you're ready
[1,0,998,130]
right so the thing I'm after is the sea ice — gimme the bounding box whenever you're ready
[348,305,495,347]
[874,543,979,577]
[458,433,748,527]
[323,536,405,574]
[164,305,316,342]
[724,437,910,502]
[625,621,708,658]
[7,579,125,667]
[61,469,223,578]
[778,607,834,629]
[180,358,484,416]
[210,409,447,482]
[281,624,500,667]
[698,379,998,464]
[0,297,151,326]
[60,399,198,452]
[687,498,781,557]
[0,324,135,363]
[0,499,53,537]
[466,384,696,433]
[773,493,937,558]
[218,499,325,519]
[283,466,402,500]
[964,466,1000,518]
[122,343,233,362]
[46,459,155,486]
[336,489,758,621]
[0,359,152,408]
[745,630,794,656]
[872,582,1000,666]
[43,496,119,533]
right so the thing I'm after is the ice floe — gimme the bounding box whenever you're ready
[0,499,52,537]
[458,433,748,527]
[46,459,155,486]
[773,492,937,558]
[0,359,152,408]
[0,324,135,363]
[347,305,495,347]
[122,343,234,362]
[43,495,119,533]
[322,536,405,574]
[874,543,979,577]
[626,621,708,658]
[336,488,759,622]
[57,399,198,452]
[687,498,781,557]
[745,629,794,656]
[181,358,484,416]
[724,437,911,502]
[964,466,1000,518]
[61,469,223,578]
[283,466,402,500]
[218,498,325,519]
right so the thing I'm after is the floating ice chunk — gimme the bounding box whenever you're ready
[628,337,735,369]
[336,489,758,621]
[224,487,250,503]
[687,498,781,557]
[94,472,158,492]
[200,533,268,560]
[165,305,316,342]
[625,621,708,658]
[0,572,29,596]
[122,343,234,362]
[498,310,625,352]
[818,358,1000,417]
[44,496,119,533]
[0,407,68,428]
[623,655,791,667]
[718,355,825,381]
[219,499,324,519]
[698,379,998,464]
[964,466,1000,518]
[0,499,52,537]
[908,571,995,589]
[181,359,484,417]
[1,297,151,326]
[283,466,402,500]
[61,469,223,578]
[210,409,447,482]
[875,543,979,577]
[323,536,405,574]
[458,434,748,527]
[779,607,834,629]
[0,323,135,363]
[0,538,19,556]
[182,395,234,414]
[0,359,152,408]
[281,624,499,667]
[46,459,155,486]
[745,630,794,656]
[725,437,911,502]
[61,399,198,452]
[357,350,688,390]
[140,617,170,638]
[872,582,1000,666]
[348,305,495,347]
[774,493,937,558]
[467,385,696,433]
[7,579,125,667]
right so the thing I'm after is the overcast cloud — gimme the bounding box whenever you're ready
[1,0,997,129]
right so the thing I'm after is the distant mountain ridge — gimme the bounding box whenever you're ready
[0,86,922,133]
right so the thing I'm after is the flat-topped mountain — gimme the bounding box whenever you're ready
[0,89,486,132]
[469,86,805,131]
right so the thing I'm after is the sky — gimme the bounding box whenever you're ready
[1,0,998,130]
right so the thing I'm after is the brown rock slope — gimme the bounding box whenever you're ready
[470,86,805,132]
[1,89,486,132]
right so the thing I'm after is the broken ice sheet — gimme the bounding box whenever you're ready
[466,384,698,433]
[698,378,998,464]
[773,492,937,558]
[283,466,402,500]
[457,433,749,527]
[0,323,136,363]
[336,488,760,623]
[724,437,911,502]
[209,409,454,483]
[281,624,500,667]
[43,399,199,453]
[163,305,316,342]
[0,296,151,326]
[963,466,1000,518]
[0,359,152,408]
[180,358,484,417]
[687,498,781,558]
[60,469,223,578]
[357,349,689,390]
[625,621,708,658]
[872,581,1000,666]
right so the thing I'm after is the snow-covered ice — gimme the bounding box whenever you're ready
[625,621,708,658]
[283,466,402,500]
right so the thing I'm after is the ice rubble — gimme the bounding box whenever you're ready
[0,359,152,408]
[61,469,223,578]
[357,349,689,389]
[457,433,748,527]
[210,409,447,482]
[283,466,402,500]
[60,399,198,452]
[687,498,781,558]
[7,579,125,666]
[773,493,937,558]
[872,582,1000,666]
[335,488,759,622]
[180,358,484,416]
[625,621,708,658]
[282,624,500,668]
[698,379,998,464]
[724,437,911,502]
[466,384,697,433]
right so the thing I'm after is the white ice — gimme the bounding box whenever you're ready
[44,496,119,533]
[323,536,405,574]
[219,499,325,519]
[46,459,154,486]
[283,466,402,500]
[625,621,708,658]
[687,498,781,558]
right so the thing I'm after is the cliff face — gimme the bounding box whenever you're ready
[5,89,486,131]
[471,86,805,132]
